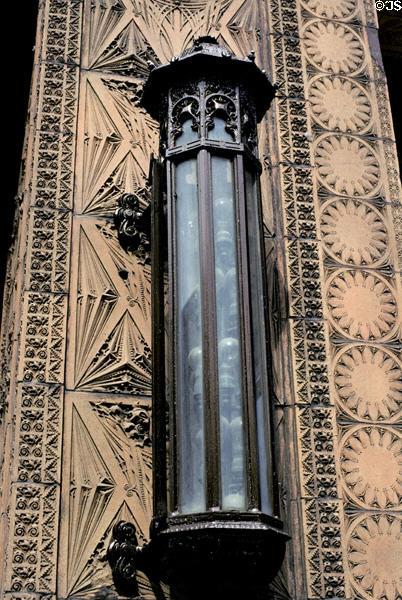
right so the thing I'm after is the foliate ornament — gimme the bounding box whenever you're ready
[315,135,380,197]
[334,345,402,422]
[308,76,372,134]
[347,514,402,600]
[301,0,357,19]
[303,20,365,75]
[320,199,388,266]
[326,269,398,341]
[90,401,151,448]
[340,426,402,509]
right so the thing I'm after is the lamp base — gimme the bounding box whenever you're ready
[150,513,289,600]
[107,514,289,600]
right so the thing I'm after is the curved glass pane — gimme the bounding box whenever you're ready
[175,118,199,146]
[245,169,273,515]
[208,116,234,142]
[212,156,246,510]
[176,159,205,514]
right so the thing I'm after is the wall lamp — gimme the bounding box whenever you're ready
[108,36,288,600]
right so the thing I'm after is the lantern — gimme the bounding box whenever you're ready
[108,37,288,600]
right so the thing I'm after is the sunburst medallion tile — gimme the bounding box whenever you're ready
[326,269,398,341]
[303,20,365,74]
[301,0,357,19]
[341,426,402,509]
[308,76,372,133]
[334,345,402,422]
[315,135,380,196]
[347,514,402,600]
[320,199,388,266]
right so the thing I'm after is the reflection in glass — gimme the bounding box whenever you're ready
[175,118,199,146]
[245,170,273,515]
[212,156,246,510]
[208,116,234,142]
[176,159,205,513]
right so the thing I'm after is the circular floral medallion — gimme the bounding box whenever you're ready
[303,21,365,74]
[347,514,402,599]
[315,135,380,196]
[341,426,402,509]
[334,345,402,422]
[326,269,398,341]
[308,76,372,133]
[320,199,388,266]
[301,0,357,19]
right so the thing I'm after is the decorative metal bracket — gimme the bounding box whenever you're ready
[114,193,151,260]
[107,521,150,598]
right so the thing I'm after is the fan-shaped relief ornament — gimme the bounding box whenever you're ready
[326,269,399,341]
[301,0,358,20]
[340,426,402,509]
[334,344,402,422]
[320,199,389,267]
[315,135,381,197]
[303,20,365,75]
[347,514,402,600]
[308,76,372,134]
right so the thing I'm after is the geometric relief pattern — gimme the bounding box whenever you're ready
[302,20,366,76]
[0,0,83,596]
[13,384,63,485]
[340,426,402,510]
[308,76,373,134]
[326,269,399,342]
[60,394,152,598]
[66,3,290,599]
[78,76,158,216]
[301,0,357,19]
[19,292,67,385]
[334,344,402,423]
[346,514,402,600]
[267,0,347,596]
[6,484,59,595]
[67,406,116,594]
[85,0,233,70]
[320,199,389,266]
[77,311,151,393]
[297,2,402,600]
[315,135,381,197]
[72,223,151,395]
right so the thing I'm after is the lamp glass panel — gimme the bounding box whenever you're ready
[175,118,199,146]
[212,155,246,510]
[245,169,273,515]
[176,158,205,514]
[208,116,234,142]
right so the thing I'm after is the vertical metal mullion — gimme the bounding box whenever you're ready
[168,158,179,514]
[256,174,277,516]
[198,148,220,509]
[151,157,167,519]
[235,154,260,510]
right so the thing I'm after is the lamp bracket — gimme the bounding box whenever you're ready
[114,193,151,261]
[107,520,151,598]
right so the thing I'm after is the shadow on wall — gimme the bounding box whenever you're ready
[0,1,39,324]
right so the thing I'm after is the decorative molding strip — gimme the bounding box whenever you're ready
[1,0,82,596]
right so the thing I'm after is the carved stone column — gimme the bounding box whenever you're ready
[0,1,400,599]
